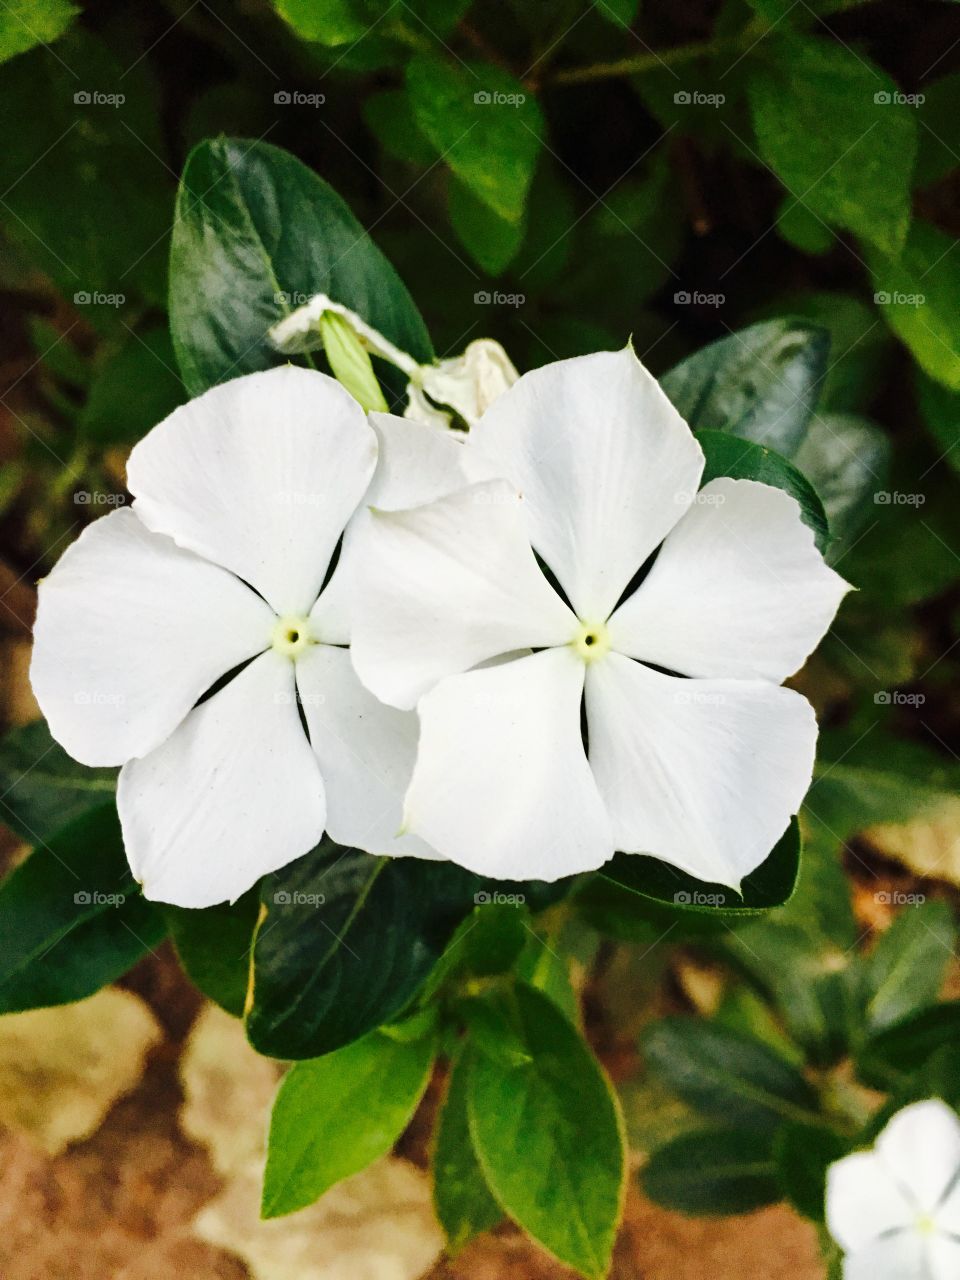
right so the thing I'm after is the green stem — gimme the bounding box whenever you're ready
[550,28,759,86]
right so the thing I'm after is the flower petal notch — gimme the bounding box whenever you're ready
[31,366,469,907]
[351,345,850,887]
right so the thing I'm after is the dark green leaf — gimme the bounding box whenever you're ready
[642,1017,820,1130]
[467,984,625,1280]
[661,319,829,457]
[859,900,956,1034]
[80,327,184,446]
[773,1123,847,1221]
[433,1047,503,1252]
[449,178,526,274]
[163,889,260,1017]
[858,1002,960,1086]
[0,721,116,844]
[0,805,165,1013]
[169,137,432,395]
[917,370,960,476]
[791,413,890,561]
[698,430,831,551]
[262,1014,437,1217]
[422,902,528,1003]
[642,1128,780,1216]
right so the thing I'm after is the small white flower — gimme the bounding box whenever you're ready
[350,347,850,884]
[31,366,478,908]
[827,1099,960,1280]
[269,294,517,427]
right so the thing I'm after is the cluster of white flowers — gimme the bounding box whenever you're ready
[31,317,848,908]
[827,1099,960,1279]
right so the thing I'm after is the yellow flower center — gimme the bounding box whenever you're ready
[571,620,610,664]
[271,615,313,659]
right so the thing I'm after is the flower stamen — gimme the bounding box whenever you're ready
[271,614,313,659]
[571,620,610,663]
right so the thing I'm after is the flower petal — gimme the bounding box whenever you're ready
[30,508,274,767]
[840,1232,929,1280]
[876,1100,960,1215]
[118,650,326,908]
[607,478,850,681]
[470,347,704,620]
[584,653,817,886]
[351,481,576,710]
[127,366,377,616]
[402,648,612,880]
[311,411,498,645]
[826,1152,915,1252]
[295,643,441,860]
[927,1235,960,1280]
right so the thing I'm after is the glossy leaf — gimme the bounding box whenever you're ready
[774,1122,848,1222]
[433,1047,503,1253]
[859,900,956,1034]
[163,889,261,1017]
[791,413,890,561]
[858,1002,960,1086]
[0,722,116,844]
[642,1127,780,1216]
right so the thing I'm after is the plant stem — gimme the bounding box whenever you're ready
[549,31,752,86]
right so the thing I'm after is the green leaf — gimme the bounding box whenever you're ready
[262,1016,437,1217]
[698,430,831,552]
[0,805,165,1013]
[791,413,890,560]
[642,1017,820,1130]
[163,889,260,1017]
[80,327,184,446]
[467,983,625,1280]
[858,1002,960,1086]
[917,370,960,475]
[859,900,956,1034]
[773,1123,847,1221]
[594,0,639,26]
[317,311,388,411]
[433,1048,503,1252]
[363,89,438,168]
[748,36,916,255]
[914,73,960,188]
[422,902,528,1003]
[0,722,116,844]
[775,197,834,256]
[661,319,830,458]
[642,1128,780,1216]
[406,55,544,225]
[272,0,372,45]
[0,0,78,65]
[169,137,432,395]
[869,220,960,390]
[449,178,527,274]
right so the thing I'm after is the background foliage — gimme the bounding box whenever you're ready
[1,1,960,1276]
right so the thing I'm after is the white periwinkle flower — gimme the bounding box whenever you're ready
[827,1099,960,1279]
[30,366,481,908]
[351,347,850,885]
[269,293,517,427]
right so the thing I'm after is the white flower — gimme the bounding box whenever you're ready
[30,366,478,908]
[269,294,517,427]
[350,347,850,885]
[827,1099,960,1280]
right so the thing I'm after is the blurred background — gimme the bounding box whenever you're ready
[0,1,958,1276]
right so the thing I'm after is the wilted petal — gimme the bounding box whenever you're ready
[471,347,704,619]
[127,366,377,616]
[30,508,273,767]
[608,478,850,681]
[403,648,612,880]
[584,653,817,887]
[118,650,325,907]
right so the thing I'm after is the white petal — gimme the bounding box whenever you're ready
[607,478,850,681]
[876,1100,960,1214]
[127,365,377,616]
[470,347,704,620]
[295,643,441,860]
[926,1235,960,1280]
[417,338,518,426]
[118,650,325,908]
[350,481,577,710]
[403,648,612,880]
[268,293,420,375]
[30,508,274,767]
[827,1152,915,1252]
[584,653,817,887]
[841,1232,930,1280]
[310,411,499,645]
